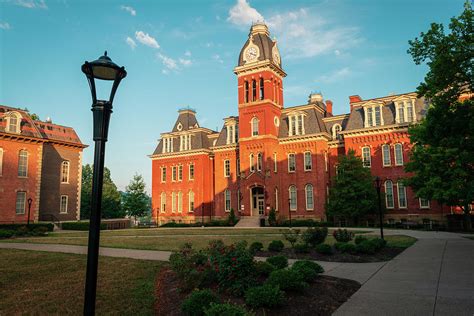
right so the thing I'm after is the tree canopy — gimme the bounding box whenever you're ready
[326,150,378,224]
[122,174,150,219]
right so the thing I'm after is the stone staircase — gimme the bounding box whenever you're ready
[235,216,261,228]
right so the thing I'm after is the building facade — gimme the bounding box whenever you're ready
[0,105,86,223]
[150,23,448,225]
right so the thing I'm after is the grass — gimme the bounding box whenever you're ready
[381,235,417,248]
[0,249,163,315]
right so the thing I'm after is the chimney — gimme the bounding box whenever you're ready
[325,100,333,116]
[349,95,362,111]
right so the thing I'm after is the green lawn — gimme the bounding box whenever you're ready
[0,249,163,315]
[0,227,415,251]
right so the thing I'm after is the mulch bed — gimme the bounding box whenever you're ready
[155,268,361,316]
[255,247,405,263]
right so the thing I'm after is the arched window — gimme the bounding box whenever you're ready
[244,81,249,103]
[225,189,231,211]
[382,144,391,166]
[188,190,194,212]
[160,192,166,213]
[6,112,21,133]
[252,79,257,101]
[289,185,297,211]
[251,117,259,136]
[18,150,28,177]
[332,124,342,140]
[60,195,68,214]
[384,180,394,208]
[394,143,403,166]
[249,153,255,172]
[259,77,264,100]
[61,161,70,183]
[257,153,263,171]
[397,182,407,208]
[305,184,314,210]
[362,147,371,167]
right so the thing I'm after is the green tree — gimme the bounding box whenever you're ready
[325,150,378,225]
[122,174,150,220]
[405,1,473,228]
[80,164,124,219]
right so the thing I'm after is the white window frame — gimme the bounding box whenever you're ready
[364,104,384,127]
[305,184,314,211]
[273,153,277,173]
[384,180,394,209]
[224,159,231,177]
[60,195,68,214]
[382,144,391,167]
[419,198,430,209]
[188,190,194,212]
[6,112,21,134]
[16,191,26,215]
[160,192,166,213]
[249,153,255,172]
[18,150,28,177]
[171,192,176,213]
[172,166,177,181]
[332,124,342,140]
[288,114,305,136]
[251,117,259,137]
[189,164,194,180]
[288,153,296,172]
[362,147,371,168]
[61,161,70,184]
[178,165,183,181]
[397,182,407,209]
[178,191,183,213]
[289,186,297,211]
[224,189,231,212]
[304,151,312,171]
[161,167,167,182]
[394,143,404,166]
[395,98,417,124]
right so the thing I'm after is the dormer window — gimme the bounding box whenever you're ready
[363,104,384,127]
[251,117,259,137]
[395,99,417,124]
[226,123,238,144]
[332,124,342,140]
[288,113,305,136]
[6,112,21,134]
[162,137,174,153]
[179,134,192,151]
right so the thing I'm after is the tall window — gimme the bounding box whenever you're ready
[304,152,312,171]
[297,115,303,135]
[172,166,177,181]
[362,147,371,167]
[305,184,314,210]
[259,77,264,100]
[397,182,407,208]
[382,144,391,166]
[275,187,279,211]
[226,124,237,144]
[419,198,430,209]
[15,191,26,214]
[244,81,249,103]
[188,190,195,212]
[163,137,174,153]
[250,154,255,172]
[189,164,194,180]
[178,191,183,213]
[367,108,373,126]
[374,107,381,126]
[407,101,414,122]
[171,192,176,213]
[7,114,20,133]
[332,124,342,140]
[251,117,259,136]
[257,153,262,171]
[61,161,70,183]
[160,192,166,213]
[273,153,277,172]
[394,144,403,166]
[385,180,394,208]
[60,195,68,213]
[0,148,3,176]
[288,153,296,172]
[161,167,167,182]
[18,150,28,177]
[225,189,231,211]
[178,165,183,180]
[179,134,192,151]
[289,186,297,211]
[288,114,305,136]
[224,159,231,177]
[398,104,405,123]
[252,79,257,101]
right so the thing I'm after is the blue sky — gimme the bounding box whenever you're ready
[0,0,464,193]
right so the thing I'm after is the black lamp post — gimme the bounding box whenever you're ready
[374,176,384,241]
[81,51,126,315]
[27,198,33,226]
[288,198,292,228]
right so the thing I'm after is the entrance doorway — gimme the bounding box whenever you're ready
[251,187,265,216]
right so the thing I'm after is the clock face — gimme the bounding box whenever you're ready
[246,47,258,61]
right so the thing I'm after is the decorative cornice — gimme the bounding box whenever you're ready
[0,132,87,149]
[234,60,286,77]
[341,124,410,136]
[279,133,331,144]
[149,149,213,160]
[322,114,350,122]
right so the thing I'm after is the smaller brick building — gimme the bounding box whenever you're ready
[0,105,86,223]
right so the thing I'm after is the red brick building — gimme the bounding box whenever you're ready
[0,105,86,223]
[150,23,448,225]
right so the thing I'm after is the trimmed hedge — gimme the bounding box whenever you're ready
[204,302,248,316]
[268,240,284,252]
[315,243,332,255]
[61,222,107,231]
[249,242,264,254]
[266,255,289,269]
[182,289,220,316]
[254,261,275,277]
[266,269,308,292]
[0,223,54,232]
[0,229,15,239]
[245,284,285,308]
[291,260,324,280]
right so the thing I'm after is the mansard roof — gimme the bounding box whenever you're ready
[279,105,328,137]
[323,114,350,132]
[171,108,199,132]
[237,23,282,69]
[214,116,239,147]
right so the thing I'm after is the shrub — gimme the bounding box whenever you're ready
[0,223,54,232]
[228,209,238,226]
[248,242,263,254]
[61,222,106,231]
[268,208,277,227]
[315,243,332,255]
[0,229,15,239]
[254,261,275,277]
[282,229,300,248]
[268,240,284,252]
[370,238,387,250]
[334,242,356,254]
[169,243,212,291]
[245,284,285,308]
[333,229,354,242]
[32,226,49,236]
[181,289,220,316]
[354,235,368,245]
[266,269,308,292]
[277,219,318,227]
[266,255,288,269]
[355,240,377,254]
[294,243,310,253]
[301,227,328,247]
[204,302,249,316]
[291,260,324,280]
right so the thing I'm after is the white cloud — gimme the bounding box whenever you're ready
[14,0,47,9]
[334,49,341,56]
[179,58,192,66]
[227,0,263,27]
[184,50,192,57]
[135,31,160,49]
[157,53,178,70]
[0,22,11,30]
[213,54,224,64]
[126,37,136,50]
[121,5,136,16]
[315,67,352,83]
